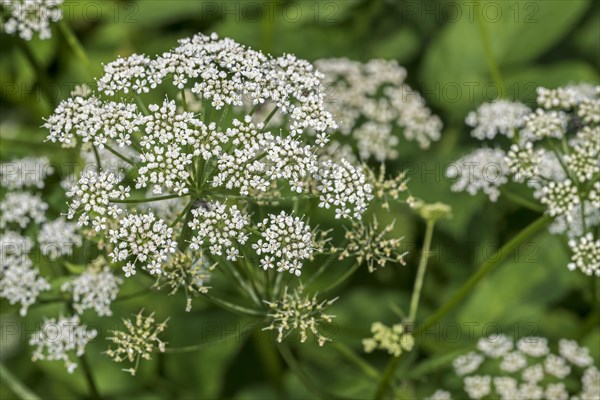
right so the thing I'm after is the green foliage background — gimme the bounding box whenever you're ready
[1,0,598,399]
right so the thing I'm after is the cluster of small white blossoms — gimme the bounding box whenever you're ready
[316,159,372,219]
[253,212,313,276]
[448,84,599,276]
[29,315,97,373]
[38,217,82,259]
[0,191,47,228]
[41,33,376,298]
[362,322,414,357]
[1,0,63,40]
[0,157,58,315]
[188,202,250,261]
[264,286,336,346]
[0,244,50,316]
[65,169,130,231]
[429,334,598,400]
[314,58,443,161]
[465,100,531,140]
[108,212,177,277]
[61,260,123,316]
[0,156,54,189]
[567,233,600,277]
[105,310,168,376]
[446,148,509,202]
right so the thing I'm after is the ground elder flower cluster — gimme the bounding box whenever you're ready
[0,33,416,377]
[1,0,63,40]
[428,335,599,400]
[315,58,443,161]
[448,84,600,276]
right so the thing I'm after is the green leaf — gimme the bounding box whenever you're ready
[368,28,420,63]
[64,262,86,275]
[421,0,590,115]
[456,232,579,334]
[504,61,600,104]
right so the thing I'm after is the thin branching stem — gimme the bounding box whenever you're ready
[373,214,551,400]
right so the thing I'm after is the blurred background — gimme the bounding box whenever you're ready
[1,0,599,398]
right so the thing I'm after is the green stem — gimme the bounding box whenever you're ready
[414,214,551,336]
[474,2,505,98]
[277,344,350,400]
[103,144,137,166]
[263,106,279,127]
[373,214,551,400]
[165,323,252,353]
[202,293,265,317]
[170,198,195,228]
[407,220,435,323]
[78,354,100,399]
[332,342,380,380]
[57,20,95,76]
[135,94,150,115]
[253,329,284,392]
[323,262,361,293]
[16,40,56,109]
[92,145,102,172]
[501,189,544,213]
[0,363,41,400]
[305,247,342,288]
[177,202,197,252]
[180,89,188,111]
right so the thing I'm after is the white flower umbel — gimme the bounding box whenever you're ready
[61,262,123,316]
[43,94,144,149]
[38,217,82,260]
[567,233,600,276]
[453,85,599,278]
[433,335,597,400]
[0,256,50,316]
[0,191,47,229]
[464,375,491,400]
[108,212,176,277]
[517,336,550,357]
[30,315,97,373]
[427,390,453,400]
[0,230,33,262]
[446,148,509,202]
[137,99,215,195]
[454,352,485,376]
[466,100,530,140]
[537,84,598,110]
[539,180,580,221]
[505,142,542,182]
[315,58,442,159]
[253,211,313,276]
[188,202,250,261]
[476,334,513,358]
[66,170,130,230]
[523,109,568,141]
[315,159,372,219]
[0,156,53,189]
[559,339,594,368]
[1,0,63,40]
